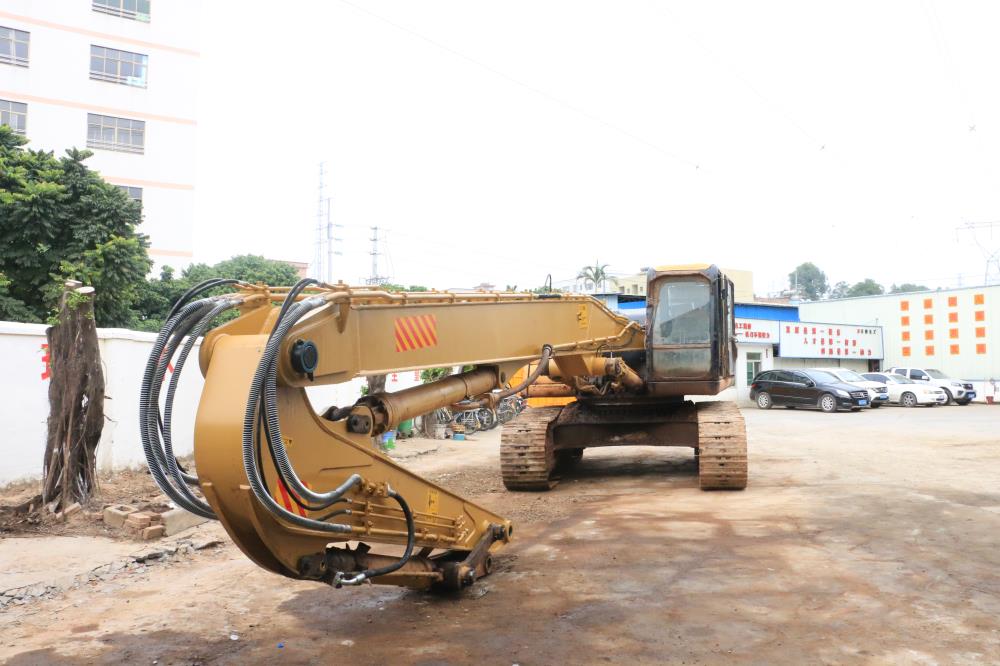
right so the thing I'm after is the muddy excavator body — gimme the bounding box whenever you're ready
[503,264,746,491]
[140,264,746,593]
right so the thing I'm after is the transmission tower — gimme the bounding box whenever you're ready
[956,221,1000,285]
[311,162,344,282]
[324,198,343,283]
[365,226,389,286]
[311,163,326,280]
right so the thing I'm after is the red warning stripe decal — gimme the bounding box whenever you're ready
[395,315,438,352]
[275,480,309,517]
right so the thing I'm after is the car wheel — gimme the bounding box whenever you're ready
[956,399,971,406]
[870,402,881,408]
[819,393,838,413]
[901,392,918,408]
[756,392,773,409]
[942,388,954,405]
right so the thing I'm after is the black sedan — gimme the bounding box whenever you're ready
[750,369,870,412]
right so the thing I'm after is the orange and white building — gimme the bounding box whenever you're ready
[0,0,198,268]
[799,285,998,386]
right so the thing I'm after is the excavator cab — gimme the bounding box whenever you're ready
[644,264,736,397]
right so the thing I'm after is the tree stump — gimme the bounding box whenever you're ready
[42,283,105,512]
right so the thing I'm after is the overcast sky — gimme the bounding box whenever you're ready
[195,1,1000,295]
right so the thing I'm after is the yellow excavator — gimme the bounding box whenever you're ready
[140,264,746,591]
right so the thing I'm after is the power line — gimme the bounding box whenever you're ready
[336,0,704,171]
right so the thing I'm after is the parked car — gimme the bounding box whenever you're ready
[862,372,947,407]
[885,367,977,405]
[750,369,870,412]
[810,368,889,408]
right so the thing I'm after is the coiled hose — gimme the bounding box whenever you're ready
[239,296,357,533]
[140,297,222,518]
[243,285,416,583]
[160,298,242,514]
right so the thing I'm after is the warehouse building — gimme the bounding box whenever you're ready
[799,285,998,394]
[731,302,884,403]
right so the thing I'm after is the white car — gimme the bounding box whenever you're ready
[862,372,947,407]
[885,367,976,405]
[808,368,890,407]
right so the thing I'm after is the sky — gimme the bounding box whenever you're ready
[195,1,1000,295]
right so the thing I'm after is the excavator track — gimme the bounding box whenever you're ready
[695,401,748,490]
[500,406,563,491]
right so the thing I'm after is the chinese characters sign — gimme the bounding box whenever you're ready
[778,322,884,359]
[734,318,780,343]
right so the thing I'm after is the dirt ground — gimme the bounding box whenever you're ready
[3,404,1000,665]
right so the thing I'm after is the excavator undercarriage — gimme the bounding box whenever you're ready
[501,400,747,491]
[140,264,748,592]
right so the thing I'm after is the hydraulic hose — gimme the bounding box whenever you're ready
[166,278,244,322]
[240,297,357,534]
[140,298,220,518]
[160,297,242,515]
[270,278,318,337]
[454,344,553,410]
[257,297,362,509]
[335,487,415,586]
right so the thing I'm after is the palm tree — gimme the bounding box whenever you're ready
[577,262,614,293]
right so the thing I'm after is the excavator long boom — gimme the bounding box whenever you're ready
[144,281,644,591]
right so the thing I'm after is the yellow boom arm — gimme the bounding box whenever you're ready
[176,283,643,590]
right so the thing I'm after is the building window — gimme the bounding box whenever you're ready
[116,184,143,203]
[0,99,27,135]
[0,26,29,67]
[87,113,145,154]
[90,45,148,87]
[92,0,150,22]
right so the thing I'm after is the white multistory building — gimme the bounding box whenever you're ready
[0,0,198,268]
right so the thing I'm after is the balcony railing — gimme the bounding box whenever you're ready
[92,2,150,22]
[86,138,144,154]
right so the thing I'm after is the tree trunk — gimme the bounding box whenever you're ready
[42,283,105,512]
[366,374,387,395]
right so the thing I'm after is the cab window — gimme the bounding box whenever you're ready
[652,280,711,345]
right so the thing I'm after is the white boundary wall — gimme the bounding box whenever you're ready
[0,321,425,485]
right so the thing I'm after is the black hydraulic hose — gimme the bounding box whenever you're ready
[146,301,219,516]
[166,278,242,322]
[140,299,219,518]
[258,298,361,508]
[141,300,211,481]
[270,278,319,337]
[256,405,347,512]
[240,298,357,534]
[353,489,414,581]
[455,344,553,410]
[161,298,240,515]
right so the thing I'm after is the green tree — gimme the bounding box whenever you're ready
[380,283,430,292]
[577,261,614,292]
[890,283,929,294]
[0,127,151,326]
[0,271,39,321]
[829,281,850,299]
[788,262,828,301]
[133,255,304,331]
[846,279,885,297]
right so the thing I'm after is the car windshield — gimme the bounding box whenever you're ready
[803,370,838,383]
[889,374,914,384]
[836,370,867,382]
[926,369,948,379]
